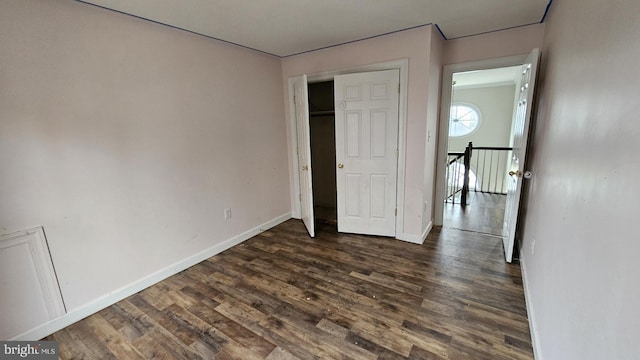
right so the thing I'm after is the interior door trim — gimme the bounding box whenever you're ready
[434,54,528,227]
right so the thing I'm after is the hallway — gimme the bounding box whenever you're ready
[443,192,506,237]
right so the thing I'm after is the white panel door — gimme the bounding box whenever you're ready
[503,48,540,262]
[293,75,315,237]
[335,70,399,237]
[0,227,66,339]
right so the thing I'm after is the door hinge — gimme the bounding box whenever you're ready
[395,208,397,216]
[297,147,299,155]
[398,84,400,94]
[299,193,302,202]
[396,149,399,158]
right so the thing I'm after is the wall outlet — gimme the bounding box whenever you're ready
[224,208,232,220]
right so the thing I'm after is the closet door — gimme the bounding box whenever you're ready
[293,75,315,237]
[334,70,399,236]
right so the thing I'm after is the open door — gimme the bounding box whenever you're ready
[293,75,315,237]
[334,69,399,237]
[502,48,540,262]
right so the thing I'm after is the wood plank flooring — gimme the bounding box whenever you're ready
[45,219,533,359]
[443,192,506,236]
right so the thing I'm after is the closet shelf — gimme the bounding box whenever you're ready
[309,110,335,117]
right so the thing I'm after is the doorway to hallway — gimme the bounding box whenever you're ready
[435,50,540,262]
[442,66,519,237]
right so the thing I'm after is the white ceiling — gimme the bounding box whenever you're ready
[453,66,523,88]
[80,0,551,57]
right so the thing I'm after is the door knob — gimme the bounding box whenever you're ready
[509,170,533,179]
[338,163,344,169]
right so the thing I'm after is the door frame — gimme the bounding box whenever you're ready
[434,54,528,226]
[288,58,408,239]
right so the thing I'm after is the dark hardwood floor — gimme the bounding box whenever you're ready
[443,192,506,236]
[45,219,533,359]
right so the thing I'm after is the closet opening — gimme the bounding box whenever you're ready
[308,80,337,226]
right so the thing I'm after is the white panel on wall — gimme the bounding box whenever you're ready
[0,227,66,340]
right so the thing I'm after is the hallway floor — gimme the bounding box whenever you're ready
[443,192,506,237]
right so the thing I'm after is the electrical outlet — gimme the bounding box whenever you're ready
[224,208,232,220]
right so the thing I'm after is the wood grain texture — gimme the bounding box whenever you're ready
[45,220,533,359]
[444,192,506,236]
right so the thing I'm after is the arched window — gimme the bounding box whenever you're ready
[449,103,481,137]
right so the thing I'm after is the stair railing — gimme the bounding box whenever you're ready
[446,142,513,205]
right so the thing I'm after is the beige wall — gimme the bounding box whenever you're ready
[423,29,444,234]
[0,0,289,315]
[282,26,435,239]
[521,0,640,358]
[444,23,546,65]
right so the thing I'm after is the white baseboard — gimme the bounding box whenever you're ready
[13,212,292,341]
[396,221,432,245]
[520,253,542,360]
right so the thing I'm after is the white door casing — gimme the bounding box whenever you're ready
[293,75,315,237]
[502,48,540,262]
[334,69,400,237]
[0,227,66,340]
[435,54,529,227]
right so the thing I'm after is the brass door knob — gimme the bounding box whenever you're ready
[509,170,522,177]
[338,163,344,169]
[302,165,308,171]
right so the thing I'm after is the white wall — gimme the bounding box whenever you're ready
[520,0,640,359]
[282,26,435,241]
[0,0,290,330]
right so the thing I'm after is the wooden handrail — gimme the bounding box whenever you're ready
[447,152,464,165]
[472,146,513,151]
